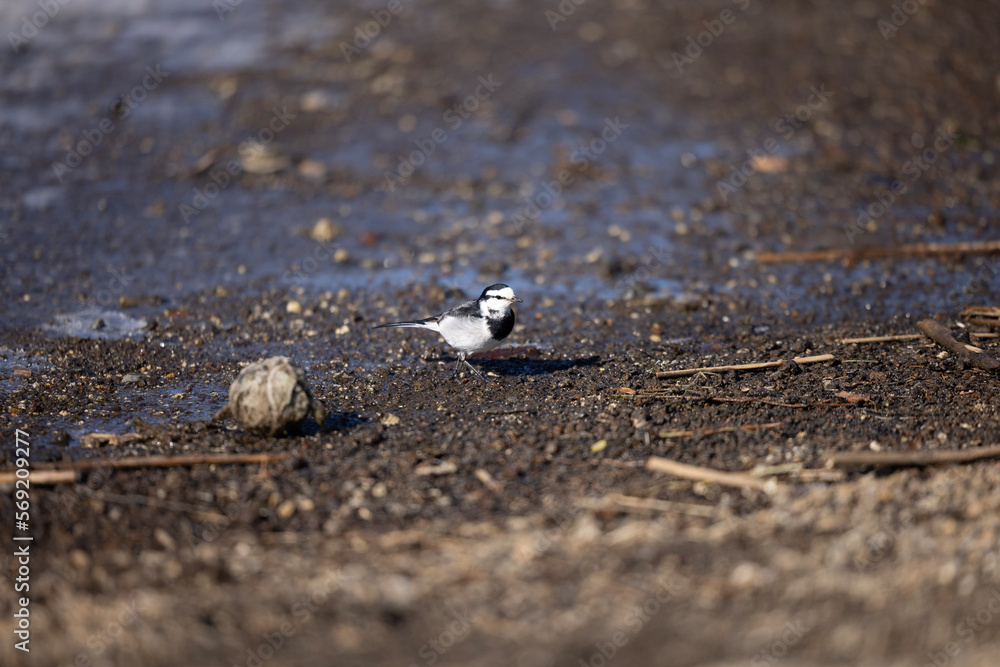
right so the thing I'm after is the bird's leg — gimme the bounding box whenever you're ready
[456,353,488,382]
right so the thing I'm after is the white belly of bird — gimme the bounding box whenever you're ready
[438,315,500,355]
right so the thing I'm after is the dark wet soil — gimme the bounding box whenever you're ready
[3,1,1000,665]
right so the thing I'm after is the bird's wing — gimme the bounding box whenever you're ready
[441,298,483,320]
[374,296,478,330]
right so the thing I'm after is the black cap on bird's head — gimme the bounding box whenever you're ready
[480,283,522,303]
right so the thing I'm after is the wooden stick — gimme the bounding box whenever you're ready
[658,421,785,439]
[656,354,834,379]
[646,456,775,492]
[916,319,1000,371]
[0,470,78,486]
[796,468,847,482]
[841,332,997,344]
[709,397,808,408]
[575,493,718,517]
[757,240,1000,265]
[16,452,291,474]
[840,334,923,344]
[960,306,1000,327]
[749,462,804,477]
[474,468,504,492]
[826,445,1000,469]
[600,459,647,469]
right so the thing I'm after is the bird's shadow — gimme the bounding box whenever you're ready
[299,412,369,435]
[460,354,602,377]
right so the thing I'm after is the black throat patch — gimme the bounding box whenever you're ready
[488,309,515,341]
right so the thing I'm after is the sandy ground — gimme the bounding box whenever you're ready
[3,0,1000,665]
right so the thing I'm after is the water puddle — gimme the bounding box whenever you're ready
[43,309,148,341]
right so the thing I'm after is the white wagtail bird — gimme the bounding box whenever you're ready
[374,283,522,380]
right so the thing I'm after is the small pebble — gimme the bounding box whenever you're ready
[310,218,342,242]
[776,360,802,376]
[276,500,296,520]
[296,498,315,513]
[154,528,176,551]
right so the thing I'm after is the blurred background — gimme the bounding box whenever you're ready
[2,0,998,331]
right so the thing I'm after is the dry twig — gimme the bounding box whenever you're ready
[0,470,78,486]
[24,452,290,473]
[656,354,834,379]
[841,332,997,344]
[1,453,288,486]
[749,462,804,477]
[826,445,1000,469]
[840,334,923,344]
[708,396,809,408]
[960,306,1000,327]
[916,319,1000,371]
[658,421,785,439]
[414,461,458,476]
[796,468,847,482]
[646,456,775,493]
[474,468,504,492]
[575,492,718,517]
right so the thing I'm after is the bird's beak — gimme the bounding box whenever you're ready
[511,296,523,303]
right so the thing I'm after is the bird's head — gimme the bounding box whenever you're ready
[479,283,522,312]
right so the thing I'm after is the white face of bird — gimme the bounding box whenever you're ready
[480,285,522,313]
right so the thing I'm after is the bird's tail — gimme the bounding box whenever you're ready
[373,317,440,331]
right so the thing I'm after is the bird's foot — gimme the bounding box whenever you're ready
[455,357,490,384]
